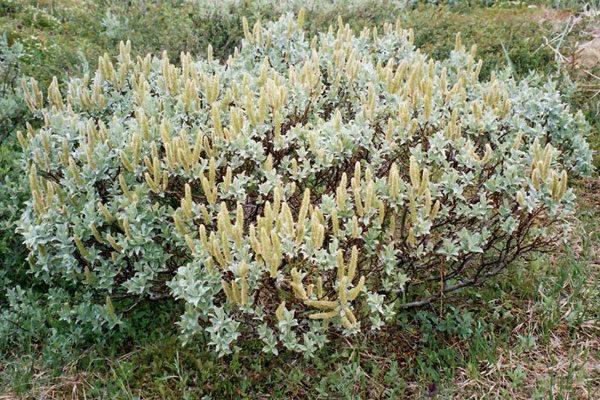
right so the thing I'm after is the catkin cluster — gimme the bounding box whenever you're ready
[19,12,592,356]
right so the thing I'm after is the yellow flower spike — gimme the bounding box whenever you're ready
[423,83,433,122]
[220,231,232,263]
[16,130,28,150]
[244,94,257,126]
[365,180,376,213]
[407,229,417,247]
[151,154,161,183]
[234,203,244,241]
[542,144,554,177]
[242,16,252,41]
[309,309,338,320]
[295,188,311,242]
[409,155,420,188]
[182,183,193,219]
[353,161,362,189]
[264,153,273,173]
[249,225,262,255]
[348,276,365,301]
[270,231,283,277]
[208,157,217,186]
[144,172,158,193]
[118,174,132,199]
[336,249,346,281]
[210,234,226,268]
[385,118,394,143]
[240,276,249,306]
[353,184,364,217]
[173,211,186,236]
[376,200,386,225]
[28,164,39,193]
[211,103,223,139]
[98,202,115,223]
[24,122,35,139]
[516,191,526,207]
[217,201,230,232]
[45,180,55,202]
[423,188,432,218]
[331,208,340,236]
[121,152,134,172]
[263,202,274,230]
[192,130,204,162]
[280,202,295,238]
[99,53,116,82]
[409,188,418,224]
[275,301,287,322]
[90,224,104,243]
[253,20,263,44]
[344,308,358,327]
[306,284,314,298]
[48,76,64,109]
[316,276,325,299]
[398,102,410,127]
[41,133,51,155]
[351,216,359,239]
[332,109,342,131]
[185,235,195,255]
[74,235,90,259]
[338,276,348,305]
[531,138,542,164]
[430,200,441,220]
[229,107,242,136]
[68,157,83,185]
[198,224,209,249]
[419,168,430,196]
[83,265,94,285]
[106,233,123,252]
[471,102,482,124]
[558,170,568,199]
[306,299,338,310]
[531,168,541,190]
[336,173,348,211]
[106,296,115,316]
[131,134,141,165]
[347,246,359,281]
[222,280,233,302]
[231,281,241,304]
[122,218,133,239]
[272,185,282,215]
[257,91,268,126]
[311,221,325,250]
[22,77,43,111]
[238,260,249,278]
[290,268,308,300]
[481,144,493,164]
[290,158,299,175]
[207,43,213,63]
[258,223,269,250]
[92,79,106,109]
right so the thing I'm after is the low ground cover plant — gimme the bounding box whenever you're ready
[15,12,593,358]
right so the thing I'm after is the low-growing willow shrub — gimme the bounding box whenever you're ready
[18,13,592,356]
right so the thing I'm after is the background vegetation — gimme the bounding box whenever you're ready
[1,0,598,398]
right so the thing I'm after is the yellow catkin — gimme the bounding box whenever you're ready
[275,301,287,321]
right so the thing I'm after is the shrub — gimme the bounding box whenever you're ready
[18,13,592,357]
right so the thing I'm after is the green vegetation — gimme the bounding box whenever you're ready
[1,0,598,398]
